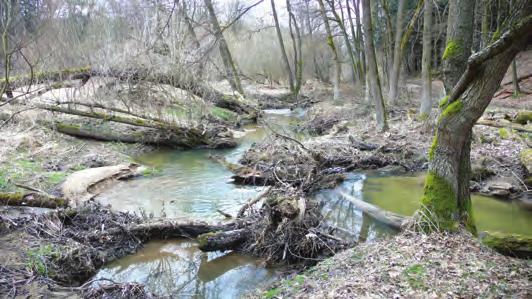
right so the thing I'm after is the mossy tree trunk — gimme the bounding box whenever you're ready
[204,0,245,96]
[422,5,532,232]
[361,0,388,131]
[441,0,476,92]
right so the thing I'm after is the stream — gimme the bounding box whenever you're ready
[93,109,532,298]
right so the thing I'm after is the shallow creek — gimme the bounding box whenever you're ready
[93,109,532,298]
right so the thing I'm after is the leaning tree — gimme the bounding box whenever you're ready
[420,0,532,233]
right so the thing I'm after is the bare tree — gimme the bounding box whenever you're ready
[387,0,406,105]
[361,0,387,131]
[204,0,245,95]
[271,0,295,92]
[317,0,341,101]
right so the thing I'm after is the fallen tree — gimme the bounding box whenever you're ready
[0,192,67,209]
[2,67,258,116]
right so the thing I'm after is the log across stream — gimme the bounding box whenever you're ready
[90,110,532,298]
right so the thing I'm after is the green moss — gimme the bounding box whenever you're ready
[326,35,335,50]
[263,288,281,299]
[498,128,510,139]
[197,231,218,248]
[440,100,463,119]
[515,111,532,125]
[481,232,532,258]
[491,28,501,43]
[428,132,438,161]
[519,148,532,172]
[438,96,449,108]
[45,171,66,185]
[56,123,81,131]
[442,40,461,60]
[26,244,59,276]
[402,264,426,289]
[417,113,429,121]
[420,171,459,231]
[211,106,238,123]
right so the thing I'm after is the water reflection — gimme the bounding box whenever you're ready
[316,173,532,239]
[94,240,276,299]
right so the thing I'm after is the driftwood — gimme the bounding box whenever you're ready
[237,186,272,217]
[0,192,67,209]
[197,229,251,251]
[339,191,407,230]
[476,119,532,133]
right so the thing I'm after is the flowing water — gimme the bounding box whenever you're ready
[93,109,532,298]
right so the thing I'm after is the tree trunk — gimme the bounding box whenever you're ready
[286,0,303,98]
[512,58,521,96]
[387,0,406,104]
[361,0,388,131]
[271,0,295,93]
[0,192,67,209]
[204,0,245,95]
[442,0,476,92]
[481,0,491,48]
[419,0,433,117]
[353,0,365,81]
[327,0,358,86]
[423,7,531,232]
[346,0,362,84]
[318,0,341,101]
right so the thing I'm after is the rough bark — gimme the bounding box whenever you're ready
[419,0,433,117]
[204,0,245,95]
[423,5,531,233]
[512,58,521,95]
[318,0,341,101]
[442,0,476,92]
[387,0,406,104]
[197,229,250,251]
[361,0,388,131]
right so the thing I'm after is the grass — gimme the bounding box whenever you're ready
[26,244,59,276]
[402,264,426,290]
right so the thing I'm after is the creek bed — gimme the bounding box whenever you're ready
[92,109,532,298]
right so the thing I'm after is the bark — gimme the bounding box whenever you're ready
[387,0,406,104]
[345,0,362,83]
[237,186,272,217]
[512,58,521,95]
[353,0,365,80]
[419,0,433,117]
[380,0,395,88]
[0,192,67,209]
[204,0,245,95]
[481,0,491,48]
[423,5,531,233]
[197,229,250,251]
[442,0,476,92]
[271,0,294,92]
[361,0,388,131]
[317,0,341,101]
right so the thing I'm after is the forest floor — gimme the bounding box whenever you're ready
[255,231,531,298]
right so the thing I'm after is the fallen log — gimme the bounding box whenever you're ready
[480,231,532,259]
[2,67,258,116]
[476,119,532,133]
[0,192,67,209]
[339,191,407,230]
[197,229,251,251]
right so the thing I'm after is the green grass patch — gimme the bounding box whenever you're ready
[45,171,67,185]
[263,288,280,299]
[499,128,510,139]
[211,106,238,123]
[402,264,426,289]
[26,244,59,276]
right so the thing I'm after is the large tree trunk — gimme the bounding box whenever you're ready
[204,0,245,95]
[423,6,531,232]
[441,0,476,92]
[361,0,388,131]
[419,0,433,117]
[318,0,341,101]
[387,0,406,105]
[271,0,294,93]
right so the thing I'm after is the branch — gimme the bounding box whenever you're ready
[445,15,532,106]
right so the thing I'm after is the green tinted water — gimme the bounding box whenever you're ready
[364,174,532,236]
